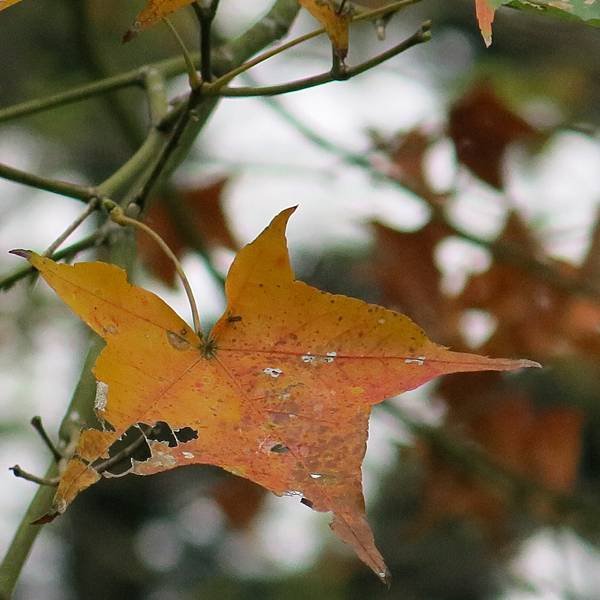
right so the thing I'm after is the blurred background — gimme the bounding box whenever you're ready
[1,1,600,598]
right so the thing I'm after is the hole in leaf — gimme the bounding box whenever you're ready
[300,497,314,509]
[95,424,152,476]
[145,421,178,448]
[269,443,289,454]
[174,426,198,443]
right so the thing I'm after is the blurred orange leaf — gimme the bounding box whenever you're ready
[19,208,538,582]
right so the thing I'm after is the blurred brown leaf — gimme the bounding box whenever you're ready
[213,475,267,530]
[417,372,583,539]
[372,220,459,345]
[459,211,600,361]
[138,178,236,287]
[449,83,537,189]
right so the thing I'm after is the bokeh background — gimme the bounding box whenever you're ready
[1,1,600,598]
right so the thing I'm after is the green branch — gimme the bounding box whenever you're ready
[0,162,98,203]
[0,71,145,124]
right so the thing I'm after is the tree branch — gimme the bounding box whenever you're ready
[0,162,99,203]
[209,22,431,98]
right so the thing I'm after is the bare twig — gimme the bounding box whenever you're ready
[30,417,63,463]
[193,0,221,82]
[9,466,58,488]
[43,199,100,257]
[92,424,158,475]
[208,22,432,97]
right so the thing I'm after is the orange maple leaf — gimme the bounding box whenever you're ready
[18,208,539,582]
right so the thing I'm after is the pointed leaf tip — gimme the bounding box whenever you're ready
[122,30,137,44]
[518,359,542,369]
[9,249,32,260]
[475,0,495,47]
[31,511,59,525]
[381,567,392,588]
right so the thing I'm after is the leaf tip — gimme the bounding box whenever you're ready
[9,248,32,260]
[475,0,495,47]
[380,567,392,588]
[517,359,542,369]
[122,28,137,44]
[31,511,59,525]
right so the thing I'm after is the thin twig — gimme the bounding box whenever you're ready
[106,202,203,337]
[208,22,432,97]
[9,466,58,488]
[0,71,145,124]
[30,417,63,463]
[43,198,99,257]
[131,87,203,211]
[207,0,421,95]
[193,0,221,82]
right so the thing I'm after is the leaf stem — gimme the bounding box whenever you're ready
[106,202,203,337]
